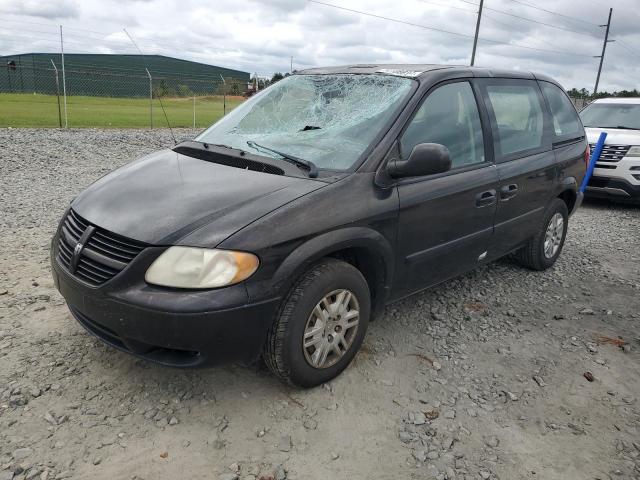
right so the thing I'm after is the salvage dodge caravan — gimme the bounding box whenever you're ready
[52,65,587,387]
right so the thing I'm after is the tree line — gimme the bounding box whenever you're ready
[567,87,640,99]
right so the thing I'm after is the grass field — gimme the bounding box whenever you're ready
[0,93,244,128]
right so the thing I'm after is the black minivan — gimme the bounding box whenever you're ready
[51,64,588,387]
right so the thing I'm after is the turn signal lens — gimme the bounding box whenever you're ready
[145,247,259,289]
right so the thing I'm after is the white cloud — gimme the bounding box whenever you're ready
[0,0,79,19]
[0,0,638,92]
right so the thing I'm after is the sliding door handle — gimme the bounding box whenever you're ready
[500,184,519,200]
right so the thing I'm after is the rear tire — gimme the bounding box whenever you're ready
[264,258,370,388]
[515,198,569,271]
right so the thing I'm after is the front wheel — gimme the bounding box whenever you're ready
[515,198,569,270]
[264,258,370,388]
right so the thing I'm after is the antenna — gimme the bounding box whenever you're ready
[123,28,177,144]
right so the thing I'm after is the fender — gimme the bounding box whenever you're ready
[555,177,581,215]
[271,227,396,316]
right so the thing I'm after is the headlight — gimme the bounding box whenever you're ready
[627,146,640,157]
[145,247,259,289]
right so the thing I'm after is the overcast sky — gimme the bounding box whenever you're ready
[0,0,638,92]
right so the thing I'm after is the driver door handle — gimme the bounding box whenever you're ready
[475,189,497,207]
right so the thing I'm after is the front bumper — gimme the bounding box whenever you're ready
[586,176,640,202]
[51,245,280,367]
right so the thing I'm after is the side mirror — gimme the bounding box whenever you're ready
[387,143,451,178]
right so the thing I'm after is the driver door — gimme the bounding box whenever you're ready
[392,80,499,299]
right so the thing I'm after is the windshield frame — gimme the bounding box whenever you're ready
[195,73,420,176]
[579,101,640,131]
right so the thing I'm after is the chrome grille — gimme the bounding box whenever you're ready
[56,209,146,286]
[590,144,631,165]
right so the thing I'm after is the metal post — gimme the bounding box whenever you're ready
[50,59,62,128]
[59,25,68,128]
[193,95,196,128]
[470,0,484,66]
[146,68,153,129]
[219,74,226,116]
[593,8,613,97]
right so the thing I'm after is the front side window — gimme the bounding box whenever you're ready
[196,74,415,171]
[579,102,640,130]
[486,82,545,157]
[540,82,582,138]
[400,82,485,168]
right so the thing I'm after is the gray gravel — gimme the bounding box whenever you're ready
[1,128,639,480]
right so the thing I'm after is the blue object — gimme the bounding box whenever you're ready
[580,131,607,193]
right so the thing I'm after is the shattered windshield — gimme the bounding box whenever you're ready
[196,74,415,171]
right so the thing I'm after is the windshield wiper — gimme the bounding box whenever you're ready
[584,125,639,131]
[246,140,318,178]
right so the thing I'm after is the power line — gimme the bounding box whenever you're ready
[505,0,601,28]
[481,5,601,39]
[307,0,475,39]
[444,0,600,38]
[308,0,594,58]
[419,0,599,42]
[482,12,571,53]
[615,39,640,61]
[477,36,592,58]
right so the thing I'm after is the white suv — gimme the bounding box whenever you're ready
[580,97,640,203]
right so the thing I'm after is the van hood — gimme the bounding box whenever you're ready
[72,149,326,246]
[585,127,640,145]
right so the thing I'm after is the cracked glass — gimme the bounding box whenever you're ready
[197,74,415,171]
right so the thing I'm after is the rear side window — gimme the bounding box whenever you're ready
[400,81,485,168]
[540,81,582,139]
[485,83,545,157]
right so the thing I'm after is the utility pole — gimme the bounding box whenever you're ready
[470,0,484,66]
[59,25,68,128]
[593,7,613,97]
[290,56,293,73]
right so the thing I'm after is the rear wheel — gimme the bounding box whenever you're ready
[264,258,370,388]
[514,198,569,270]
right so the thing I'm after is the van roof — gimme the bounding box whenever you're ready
[298,64,454,77]
[592,97,640,104]
[297,64,553,82]
[294,63,560,86]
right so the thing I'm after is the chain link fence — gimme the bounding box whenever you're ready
[0,64,247,128]
[1,63,596,128]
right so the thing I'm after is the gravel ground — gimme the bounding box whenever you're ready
[1,128,639,480]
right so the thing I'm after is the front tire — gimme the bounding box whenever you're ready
[515,198,569,270]
[264,258,370,388]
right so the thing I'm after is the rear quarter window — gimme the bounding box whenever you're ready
[485,82,545,158]
[539,81,583,140]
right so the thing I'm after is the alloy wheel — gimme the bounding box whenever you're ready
[302,289,360,369]
[543,212,564,259]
